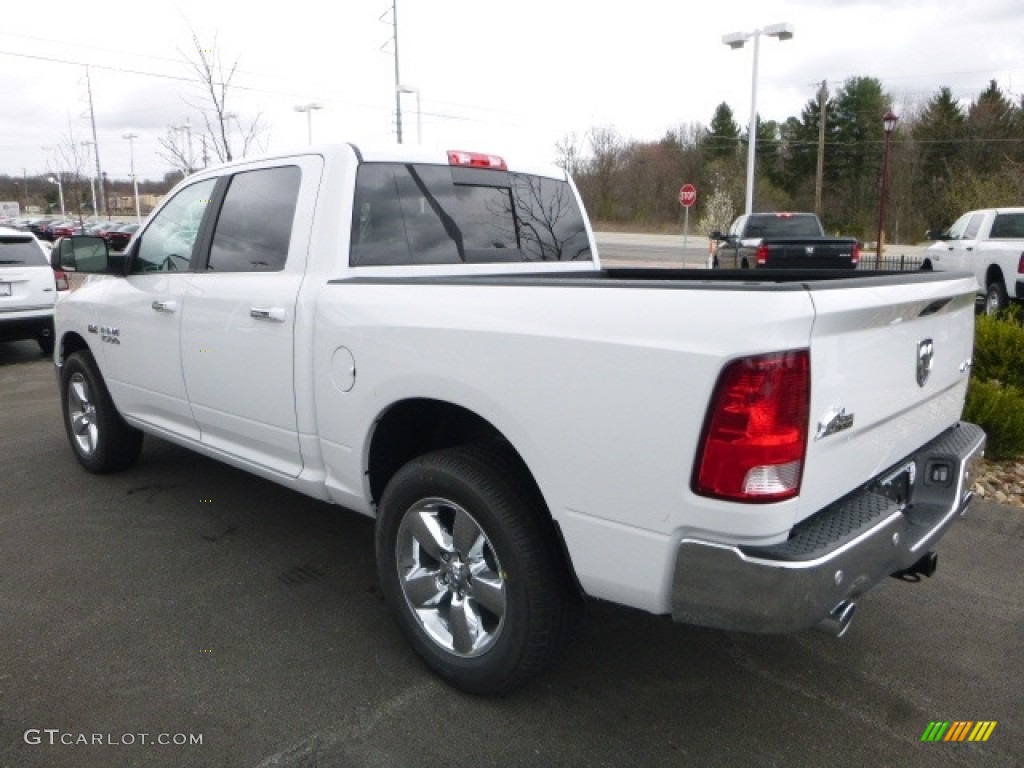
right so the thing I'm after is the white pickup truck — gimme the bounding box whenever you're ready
[924,207,1024,314]
[53,144,985,694]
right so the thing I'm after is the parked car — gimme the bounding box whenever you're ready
[0,226,66,353]
[51,222,85,239]
[24,219,54,241]
[105,223,139,251]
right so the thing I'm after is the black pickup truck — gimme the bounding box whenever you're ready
[710,212,861,269]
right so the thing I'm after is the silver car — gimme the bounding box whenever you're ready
[0,226,65,354]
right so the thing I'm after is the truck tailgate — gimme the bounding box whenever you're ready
[797,273,977,520]
[765,238,858,268]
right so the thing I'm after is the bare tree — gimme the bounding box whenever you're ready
[157,24,265,174]
[555,132,584,178]
[54,122,95,223]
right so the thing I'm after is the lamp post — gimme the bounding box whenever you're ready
[396,85,421,145]
[294,103,324,145]
[123,133,141,223]
[875,111,898,269]
[48,176,65,217]
[722,22,794,215]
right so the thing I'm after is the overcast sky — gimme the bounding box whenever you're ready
[1,0,1022,184]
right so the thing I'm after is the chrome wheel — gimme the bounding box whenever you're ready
[68,372,99,456]
[395,497,506,658]
[986,288,1002,316]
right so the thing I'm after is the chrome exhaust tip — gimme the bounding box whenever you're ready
[816,600,856,638]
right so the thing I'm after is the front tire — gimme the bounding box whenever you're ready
[375,444,580,694]
[61,350,143,473]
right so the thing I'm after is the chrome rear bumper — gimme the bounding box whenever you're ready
[670,421,986,633]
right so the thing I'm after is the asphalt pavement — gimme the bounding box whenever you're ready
[1,330,1021,768]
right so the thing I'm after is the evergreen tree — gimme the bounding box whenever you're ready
[913,87,967,228]
[706,103,740,160]
[828,77,889,237]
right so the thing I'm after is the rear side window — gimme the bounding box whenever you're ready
[208,166,301,272]
[350,162,591,266]
[0,236,48,267]
[989,213,1024,239]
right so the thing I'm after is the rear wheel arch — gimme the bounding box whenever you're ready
[366,398,582,586]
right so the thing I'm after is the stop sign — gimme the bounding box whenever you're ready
[679,183,697,208]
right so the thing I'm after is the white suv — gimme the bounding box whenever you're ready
[0,226,67,354]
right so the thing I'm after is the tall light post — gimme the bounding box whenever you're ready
[123,132,142,223]
[48,176,65,217]
[294,103,324,145]
[396,85,421,145]
[875,110,899,269]
[722,22,794,215]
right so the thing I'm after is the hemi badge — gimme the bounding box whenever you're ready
[816,407,855,441]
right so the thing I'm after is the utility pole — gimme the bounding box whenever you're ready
[814,80,827,218]
[84,66,106,217]
[392,1,403,144]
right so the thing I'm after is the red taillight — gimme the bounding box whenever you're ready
[1017,252,1024,274]
[694,350,810,503]
[851,242,861,266]
[54,269,70,291]
[756,243,770,266]
[447,150,507,171]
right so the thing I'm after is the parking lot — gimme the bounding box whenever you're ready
[1,335,1022,768]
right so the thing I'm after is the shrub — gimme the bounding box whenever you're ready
[963,379,1024,459]
[965,312,1024,459]
[972,312,1024,388]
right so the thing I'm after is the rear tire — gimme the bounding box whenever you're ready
[375,443,580,694]
[60,350,143,473]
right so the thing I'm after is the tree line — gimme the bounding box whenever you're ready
[559,77,1024,243]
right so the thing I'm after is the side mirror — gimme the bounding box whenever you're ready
[710,230,724,241]
[925,228,949,242]
[57,236,112,273]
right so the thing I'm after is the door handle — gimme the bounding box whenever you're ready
[250,306,286,322]
[151,300,177,313]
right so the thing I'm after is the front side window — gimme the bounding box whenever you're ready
[945,212,973,240]
[133,179,216,273]
[350,162,591,266]
[207,166,301,272]
[964,214,985,240]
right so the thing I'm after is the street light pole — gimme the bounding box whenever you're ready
[875,110,899,269]
[294,103,324,145]
[123,133,141,224]
[48,176,65,217]
[722,22,794,215]
[397,85,421,145]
